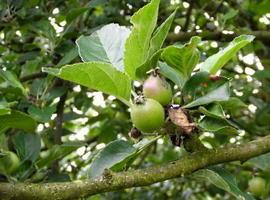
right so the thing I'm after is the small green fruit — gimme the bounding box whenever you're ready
[143,75,172,106]
[131,98,165,133]
[0,151,20,174]
[248,177,267,197]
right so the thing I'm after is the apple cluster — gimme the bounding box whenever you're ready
[130,73,172,133]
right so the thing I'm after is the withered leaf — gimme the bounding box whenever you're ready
[168,106,194,134]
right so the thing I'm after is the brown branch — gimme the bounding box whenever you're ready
[51,91,68,173]
[54,92,68,145]
[182,0,194,32]
[1,135,270,200]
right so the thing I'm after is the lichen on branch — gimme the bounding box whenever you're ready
[1,135,270,200]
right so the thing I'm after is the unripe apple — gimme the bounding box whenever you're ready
[0,151,20,174]
[143,75,172,106]
[248,177,267,197]
[130,98,165,133]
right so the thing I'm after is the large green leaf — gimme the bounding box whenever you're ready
[89,140,136,178]
[200,35,255,74]
[76,24,130,71]
[124,0,160,79]
[148,10,176,56]
[161,36,201,87]
[0,69,26,95]
[13,132,41,162]
[193,167,255,200]
[89,136,161,178]
[112,137,160,171]
[37,142,85,168]
[42,62,131,105]
[135,10,176,78]
[183,82,230,108]
[0,110,37,133]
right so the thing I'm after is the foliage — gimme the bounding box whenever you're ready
[0,0,270,199]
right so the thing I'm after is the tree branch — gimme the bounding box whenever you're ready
[1,135,270,200]
[51,91,68,173]
[54,92,68,145]
[182,0,194,32]
[166,30,270,45]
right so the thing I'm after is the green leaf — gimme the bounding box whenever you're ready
[76,24,130,71]
[89,136,161,178]
[222,9,238,25]
[13,132,41,162]
[211,167,255,200]
[28,19,56,42]
[36,142,85,169]
[0,134,8,150]
[28,105,56,123]
[135,10,178,78]
[200,35,255,74]
[0,110,37,134]
[193,169,231,193]
[220,97,247,111]
[254,69,270,79]
[0,100,11,116]
[136,49,163,79]
[198,117,238,135]
[159,62,184,87]
[182,72,229,105]
[247,0,270,15]
[161,36,201,87]
[88,0,107,8]
[193,167,255,200]
[42,62,131,105]
[66,8,89,23]
[0,69,26,95]
[247,153,270,171]
[149,11,176,56]
[89,140,136,178]
[183,82,230,108]
[198,104,226,119]
[124,0,160,79]
[57,46,78,67]
[112,137,161,171]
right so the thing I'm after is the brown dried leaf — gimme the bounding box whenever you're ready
[168,106,194,134]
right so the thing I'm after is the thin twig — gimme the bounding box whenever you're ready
[182,0,194,32]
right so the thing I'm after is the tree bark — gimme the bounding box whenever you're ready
[1,135,270,200]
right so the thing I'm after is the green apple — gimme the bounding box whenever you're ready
[131,98,165,133]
